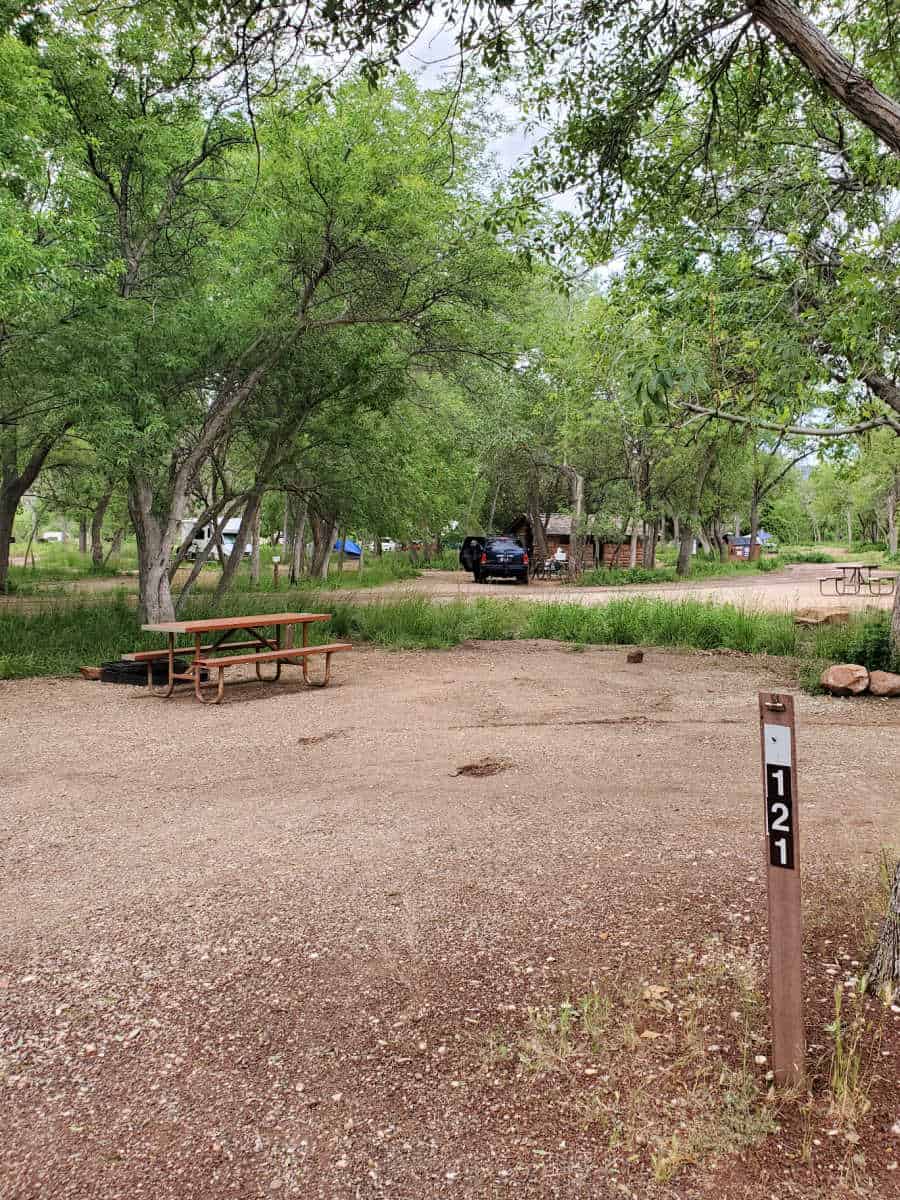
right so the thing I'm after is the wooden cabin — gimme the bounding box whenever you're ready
[506,514,644,568]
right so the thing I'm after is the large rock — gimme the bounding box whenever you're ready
[869,670,900,698]
[795,608,850,627]
[820,664,869,696]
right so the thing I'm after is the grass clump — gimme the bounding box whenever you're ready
[798,613,898,692]
[484,941,778,1185]
[577,565,679,586]
[523,597,797,656]
[824,984,879,1130]
[0,588,894,683]
[576,553,788,587]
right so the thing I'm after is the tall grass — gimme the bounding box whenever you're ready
[251,552,419,591]
[3,590,893,681]
[7,543,122,591]
[576,554,785,587]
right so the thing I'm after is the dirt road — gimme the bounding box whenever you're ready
[351,564,897,615]
[4,562,896,617]
[2,644,899,1198]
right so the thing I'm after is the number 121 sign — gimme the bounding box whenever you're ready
[764,724,794,869]
[758,693,805,1087]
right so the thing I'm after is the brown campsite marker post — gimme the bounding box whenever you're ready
[758,692,806,1087]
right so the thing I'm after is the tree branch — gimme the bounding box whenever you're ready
[678,401,900,437]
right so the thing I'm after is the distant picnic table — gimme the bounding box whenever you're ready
[818,564,896,597]
[127,612,351,704]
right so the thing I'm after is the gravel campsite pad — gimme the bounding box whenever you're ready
[1,643,899,1199]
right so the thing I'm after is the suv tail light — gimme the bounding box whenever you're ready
[480,552,487,564]
[523,552,529,565]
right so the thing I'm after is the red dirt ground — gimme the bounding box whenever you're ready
[1,642,899,1198]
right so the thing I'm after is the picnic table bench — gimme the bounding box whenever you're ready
[818,564,896,597]
[126,612,351,704]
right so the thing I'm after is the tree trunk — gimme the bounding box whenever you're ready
[290,502,307,584]
[316,518,338,579]
[734,513,741,538]
[487,479,500,533]
[137,540,175,624]
[887,478,898,557]
[697,525,712,554]
[250,504,261,585]
[0,500,15,594]
[129,476,177,623]
[103,526,125,566]
[673,514,680,543]
[338,530,346,574]
[214,493,261,600]
[676,523,693,576]
[628,522,638,569]
[22,512,39,570]
[749,0,900,157]
[846,509,853,548]
[748,493,761,561]
[175,524,224,612]
[645,518,658,569]
[0,424,67,593]
[527,470,548,562]
[90,490,113,568]
[570,469,585,575]
[374,535,383,557]
[867,860,900,993]
[310,516,337,579]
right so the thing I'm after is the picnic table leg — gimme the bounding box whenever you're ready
[256,625,283,682]
[147,633,177,698]
[194,666,226,704]
[302,650,333,688]
[192,632,225,703]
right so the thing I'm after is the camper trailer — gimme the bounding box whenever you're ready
[182,517,252,561]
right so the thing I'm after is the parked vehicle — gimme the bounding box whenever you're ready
[38,531,65,543]
[459,535,486,573]
[471,535,529,584]
[183,517,252,560]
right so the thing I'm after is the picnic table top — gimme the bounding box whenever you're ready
[142,612,331,635]
[834,563,877,571]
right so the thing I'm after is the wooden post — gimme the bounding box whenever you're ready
[272,556,280,590]
[758,692,806,1087]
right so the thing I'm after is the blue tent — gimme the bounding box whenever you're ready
[333,537,362,557]
[730,530,773,548]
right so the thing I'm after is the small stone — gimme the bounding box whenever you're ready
[869,670,900,698]
[626,650,644,664]
[820,664,869,696]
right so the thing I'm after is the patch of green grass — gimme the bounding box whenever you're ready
[797,613,898,692]
[576,553,788,588]
[248,553,419,591]
[7,547,116,591]
[523,597,798,655]
[780,550,838,565]
[577,566,679,586]
[1,590,896,683]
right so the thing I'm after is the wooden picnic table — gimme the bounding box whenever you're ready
[818,563,895,597]
[128,612,351,704]
[836,563,874,588]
